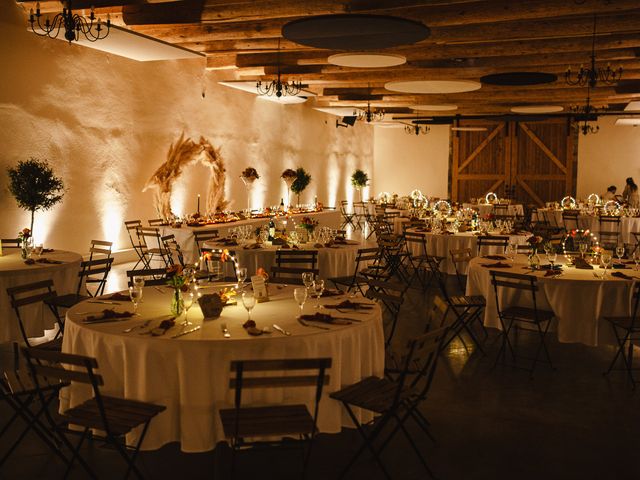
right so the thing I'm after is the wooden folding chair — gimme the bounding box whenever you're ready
[0,343,70,470]
[22,348,165,480]
[490,270,556,376]
[270,249,319,284]
[330,326,449,480]
[603,282,640,388]
[328,247,381,294]
[7,280,62,350]
[476,235,508,256]
[219,358,331,479]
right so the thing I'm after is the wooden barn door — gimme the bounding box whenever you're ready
[450,119,576,206]
[511,119,576,207]
[450,120,510,203]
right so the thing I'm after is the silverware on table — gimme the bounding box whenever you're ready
[123,319,152,333]
[88,300,120,305]
[154,286,165,294]
[273,324,291,336]
[171,325,201,339]
[221,323,231,338]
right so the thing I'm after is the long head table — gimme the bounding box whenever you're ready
[466,254,638,346]
[60,284,384,452]
[0,249,82,342]
[161,210,341,264]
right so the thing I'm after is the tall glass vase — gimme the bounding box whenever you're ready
[171,289,184,317]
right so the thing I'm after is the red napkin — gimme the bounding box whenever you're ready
[611,271,633,280]
[483,255,507,260]
[480,262,511,268]
[544,270,562,277]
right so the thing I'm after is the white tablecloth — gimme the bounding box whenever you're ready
[61,285,384,452]
[533,210,640,244]
[0,249,82,342]
[466,255,637,346]
[463,204,524,217]
[405,230,531,275]
[162,210,342,263]
[202,240,374,281]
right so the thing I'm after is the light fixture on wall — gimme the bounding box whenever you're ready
[29,1,110,43]
[405,124,430,136]
[565,15,622,88]
[256,39,302,98]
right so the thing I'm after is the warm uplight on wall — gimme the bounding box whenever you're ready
[326,154,340,208]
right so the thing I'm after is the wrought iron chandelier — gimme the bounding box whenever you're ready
[256,39,302,98]
[565,15,622,88]
[405,124,430,136]
[29,1,110,43]
[571,88,599,136]
[355,99,385,123]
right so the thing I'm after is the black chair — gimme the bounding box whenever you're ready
[476,235,509,256]
[603,282,640,388]
[22,348,165,479]
[0,238,21,248]
[330,325,449,480]
[339,200,357,230]
[46,258,114,313]
[561,210,580,231]
[219,358,331,478]
[328,247,381,294]
[7,280,62,350]
[270,249,319,284]
[85,240,113,294]
[148,218,165,226]
[193,229,220,256]
[599,215,621,250]
[126,267,169,287]
[365,278,408,346]
[449,247,472,294]
[490,270,556,376]
[125,220,149,270]
[136,227,171,268]
[161,234,185,268]
[0,343,70,470]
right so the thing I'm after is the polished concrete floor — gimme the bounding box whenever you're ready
[1,267,639,479]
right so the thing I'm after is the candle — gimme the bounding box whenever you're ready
[197,194,200,214]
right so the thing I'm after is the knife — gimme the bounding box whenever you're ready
[273,324,291,336]
[171,325,201,339]
[88,300,120,305]
[298,318,330,330]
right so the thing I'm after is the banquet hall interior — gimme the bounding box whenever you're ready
[1,0,640,479]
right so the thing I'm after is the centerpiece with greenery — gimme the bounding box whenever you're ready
[7,158,65,241]
[291,167,311,207]
[351,169,369,201]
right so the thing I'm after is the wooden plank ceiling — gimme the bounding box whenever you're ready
[19,0,640,118]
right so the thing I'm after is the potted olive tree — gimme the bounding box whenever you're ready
[7,158,65,241]
[291,167,311,207]
[351,169,369,202]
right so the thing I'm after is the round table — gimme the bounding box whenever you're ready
[463,204,524,217]
[405,229,531,275]
[533,210,640,244]
[60,285,384,452]
[466,254,638,346]
[0,249,82,342]
[202,240,373,280]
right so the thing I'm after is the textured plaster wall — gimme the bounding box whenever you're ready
[0,2,373,252]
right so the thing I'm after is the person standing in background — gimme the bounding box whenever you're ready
[622,177,640,208]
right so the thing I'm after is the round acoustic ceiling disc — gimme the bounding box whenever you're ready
[481,72,558,86]
[510,105,564,113]
[385,80,481,94]
[328,52,406,68]
[410,104,458,111]
[282,14,430,50]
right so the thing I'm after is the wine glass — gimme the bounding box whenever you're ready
[313,280,325,309]
[182,292,194,326]
[616,245,625,263]
[633,249,640,270]
[236,267,248,292]
[33,243,43,260]
[601,251,613,278]
[547,250,557,270]
[506,243,516,262]
[579,242,588,259]
[302,272,314,291]
[128,286,142,314]
[241,292,256,321]
[294,287,307,316]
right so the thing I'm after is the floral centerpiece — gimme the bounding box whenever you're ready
[18,228,32,259]
[299,216,318,233]
[281,169,298,209]
[166,265,188,316]
[351,169,369,202]
[291,168,312,207]
[527,235,544,268]
[240,167,260,184]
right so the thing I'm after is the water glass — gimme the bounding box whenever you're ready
[547,251,557,270]
[241,292,256,321]
[33,243,43,259]
[634,250,640,270]
[293,287,307,316]
[182,292,194,326]
[579,242,587,258]
[302,272,314,290]
[133,276,145,289]
[236,267,248,291]
[313,280,325,309]
[128,286,143,313]
[601,251,613,278]
[616,245,625,262]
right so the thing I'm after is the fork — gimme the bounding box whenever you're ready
[123,319,151,333]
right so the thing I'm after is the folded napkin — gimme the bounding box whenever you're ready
[544,269,562,277]
[81,309,134,324]
[242,319,268,336]
[573,257,594,270]
[612,263,627,269]
[324,300,373,310]
[415,228,430,232]
[107,292,131,302]
[321,289,343,298]
[300,313,351,325]
[480,262,511,269]
[243,243,263,250]
[483,255,507,260]
[611,271,633,280]
[42,248,54,253]
[37,258,64,264]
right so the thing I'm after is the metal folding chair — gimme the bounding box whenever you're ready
[270,249,319,284]
[476,235,508,257]
[339,200,357,230]
[328,247,381,294]
[599,215,621,250]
